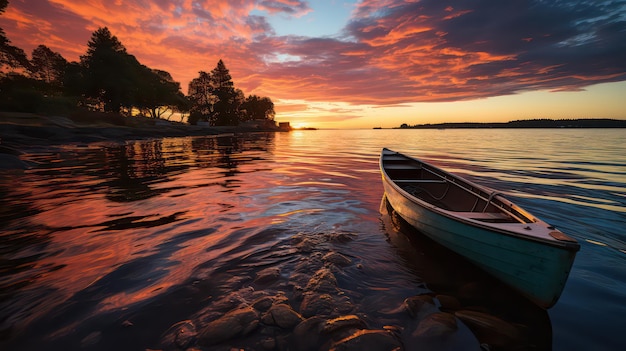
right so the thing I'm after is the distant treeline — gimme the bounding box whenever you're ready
[398,119,626,129]
[1,0,274,126]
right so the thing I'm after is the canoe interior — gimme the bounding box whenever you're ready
[382,152,533,224]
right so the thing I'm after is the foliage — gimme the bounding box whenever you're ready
[241,95,275,121]
[1,29,29,73]
[0,17,274,126]
[29,45,68,87]
[188,71,214,122]
[188,60,275,126]
[0,74,76,114]
[80,27,136,112]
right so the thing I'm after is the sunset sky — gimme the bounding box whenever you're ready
[1,0,625,128]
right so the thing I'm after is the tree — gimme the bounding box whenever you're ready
[78,27,187,118]
[241,95,275,121]
[1,5,29,75]
[29,45,68,85]
[0,31,28,73]
[187,60,242,126]
[209,59,243,126]
[135,67,189,119]
[188,70,215,122]
[80,27,134,112]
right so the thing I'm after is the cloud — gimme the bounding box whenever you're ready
[258,0,311,16]
[1,0,625,108]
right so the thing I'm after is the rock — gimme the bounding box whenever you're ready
[261,304,304,329]
[300,293,336,318]
[174,321,198,349]
[403,295,438,319]
[330,329,403,351]
[435,295,462,311]
[326,232,357,243]
[455,310,522,347]
[259,337,277,350]
[295,237,319,252]
[198,306,260,346]
[293,317,326,351]
[323,252,352,266]
[322,315,368,334]
[159,320,198,350]
[294,252,325,274]
[412,312,458,338]
[252,296,275,312]
[254,267,281,285]
[305,268,338,294]
[335,295,356,315]
[207,290,249,313]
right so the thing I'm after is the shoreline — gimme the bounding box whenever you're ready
[0,112,281,169]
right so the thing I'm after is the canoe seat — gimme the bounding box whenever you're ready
[395,179,447,183]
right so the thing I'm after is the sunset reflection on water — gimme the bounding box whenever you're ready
[1,129,625,351]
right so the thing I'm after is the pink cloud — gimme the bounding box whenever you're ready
[1,0,624,111]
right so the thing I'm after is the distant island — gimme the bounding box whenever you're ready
[395,119,626,129]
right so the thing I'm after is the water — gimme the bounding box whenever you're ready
[1,129,624,350]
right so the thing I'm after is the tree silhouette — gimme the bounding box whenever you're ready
[80,27,135,112]
[0,12,274,126]
[135,68,188,119]
[79,27,188,117]
[1,0,29,74]
[241,95,275,121]
[209,59,243,126]
[188,60,274,126]
[188,71,215,123]
[29,45,68,86]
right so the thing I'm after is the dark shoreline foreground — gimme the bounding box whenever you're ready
[0,112,280,169]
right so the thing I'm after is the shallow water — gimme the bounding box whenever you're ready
[1,129,624,350]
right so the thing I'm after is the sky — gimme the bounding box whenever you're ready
[1,0,625,128]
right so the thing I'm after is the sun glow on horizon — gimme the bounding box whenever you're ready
[1,0,624,129]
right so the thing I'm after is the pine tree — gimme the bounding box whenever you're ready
[209,60,242,126]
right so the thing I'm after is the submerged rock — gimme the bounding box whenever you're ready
[323,252,352,267]
[403,295,438,319]
[326,231,357,243]
[251,296,275,312]
[412,312,458,338]
[197,306,259,346]
[261,303,304,329]
[435,295,462,311]
[329,329,403,351]
[254,267,281,285]
[300,293,336,318]
[293,317,326,351]
[160,320,198,350]
[305,268,339,294]
[322,315,368,334]
[455,310,522,347]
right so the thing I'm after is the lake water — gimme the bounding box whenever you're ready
[1,129,624,351]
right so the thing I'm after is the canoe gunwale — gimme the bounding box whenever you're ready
[380,148,580,252]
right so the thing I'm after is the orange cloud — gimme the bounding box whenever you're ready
[1,0,624,113]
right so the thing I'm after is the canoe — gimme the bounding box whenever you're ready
[380,148,580,308]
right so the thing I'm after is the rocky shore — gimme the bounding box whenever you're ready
[0,112,278,169]
[148,228,539,351]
